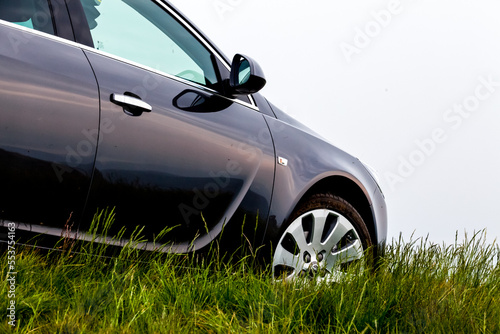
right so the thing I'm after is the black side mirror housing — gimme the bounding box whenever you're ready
[229,54,266,95]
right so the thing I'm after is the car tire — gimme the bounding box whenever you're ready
[272,193,373,282]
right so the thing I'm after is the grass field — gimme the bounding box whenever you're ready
[2,213,499,333]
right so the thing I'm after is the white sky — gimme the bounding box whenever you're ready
[169,0,500,245]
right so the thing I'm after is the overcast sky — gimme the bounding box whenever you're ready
[169,0,500,245]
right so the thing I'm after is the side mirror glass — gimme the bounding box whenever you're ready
[229,54,266,95]
[237,59,251,85]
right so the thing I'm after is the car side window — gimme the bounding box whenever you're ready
[0,0,55,35]
[80,0,220,89]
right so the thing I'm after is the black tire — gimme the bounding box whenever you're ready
[272,193,372,281]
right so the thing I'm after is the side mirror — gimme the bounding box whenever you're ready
[229,54,266,95]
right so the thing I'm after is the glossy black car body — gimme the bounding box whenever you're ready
[0,0,387,278]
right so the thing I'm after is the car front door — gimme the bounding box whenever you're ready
[75,0,275,251]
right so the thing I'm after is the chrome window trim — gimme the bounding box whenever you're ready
[155,0,258,109]
[0,19,78,49]
[0,10,259,111]
[155,0,230,71]
[81,46,260,111]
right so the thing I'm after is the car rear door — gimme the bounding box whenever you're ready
[74,0,275,251]
[0,1,99,233]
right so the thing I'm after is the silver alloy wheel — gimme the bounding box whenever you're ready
[272,208,365,282]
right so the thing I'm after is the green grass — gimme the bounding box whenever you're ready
[2,213,500,333]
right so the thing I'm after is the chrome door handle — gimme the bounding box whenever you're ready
[110,93,152,113]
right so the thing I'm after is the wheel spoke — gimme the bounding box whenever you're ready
[340,239,364,261]
[324,252,340,272]
[311,210,328,245]
[324,239,363,272]
[322,215,353,251]
[273,244,300,267]
[287,217,310,251]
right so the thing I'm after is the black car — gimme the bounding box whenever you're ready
[0,0,387,280]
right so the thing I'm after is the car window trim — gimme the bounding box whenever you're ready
[81,45,260,111]
[155,0,258,109]
[155,1,229,69]
[0,18,74,45]
[50,0,75,41]
[64,0,94,47]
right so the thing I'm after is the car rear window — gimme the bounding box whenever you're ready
[0,0,54,35]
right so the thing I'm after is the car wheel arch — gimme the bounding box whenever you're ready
[289,175,377,248]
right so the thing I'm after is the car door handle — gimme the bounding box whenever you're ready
[110,93,152,113]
